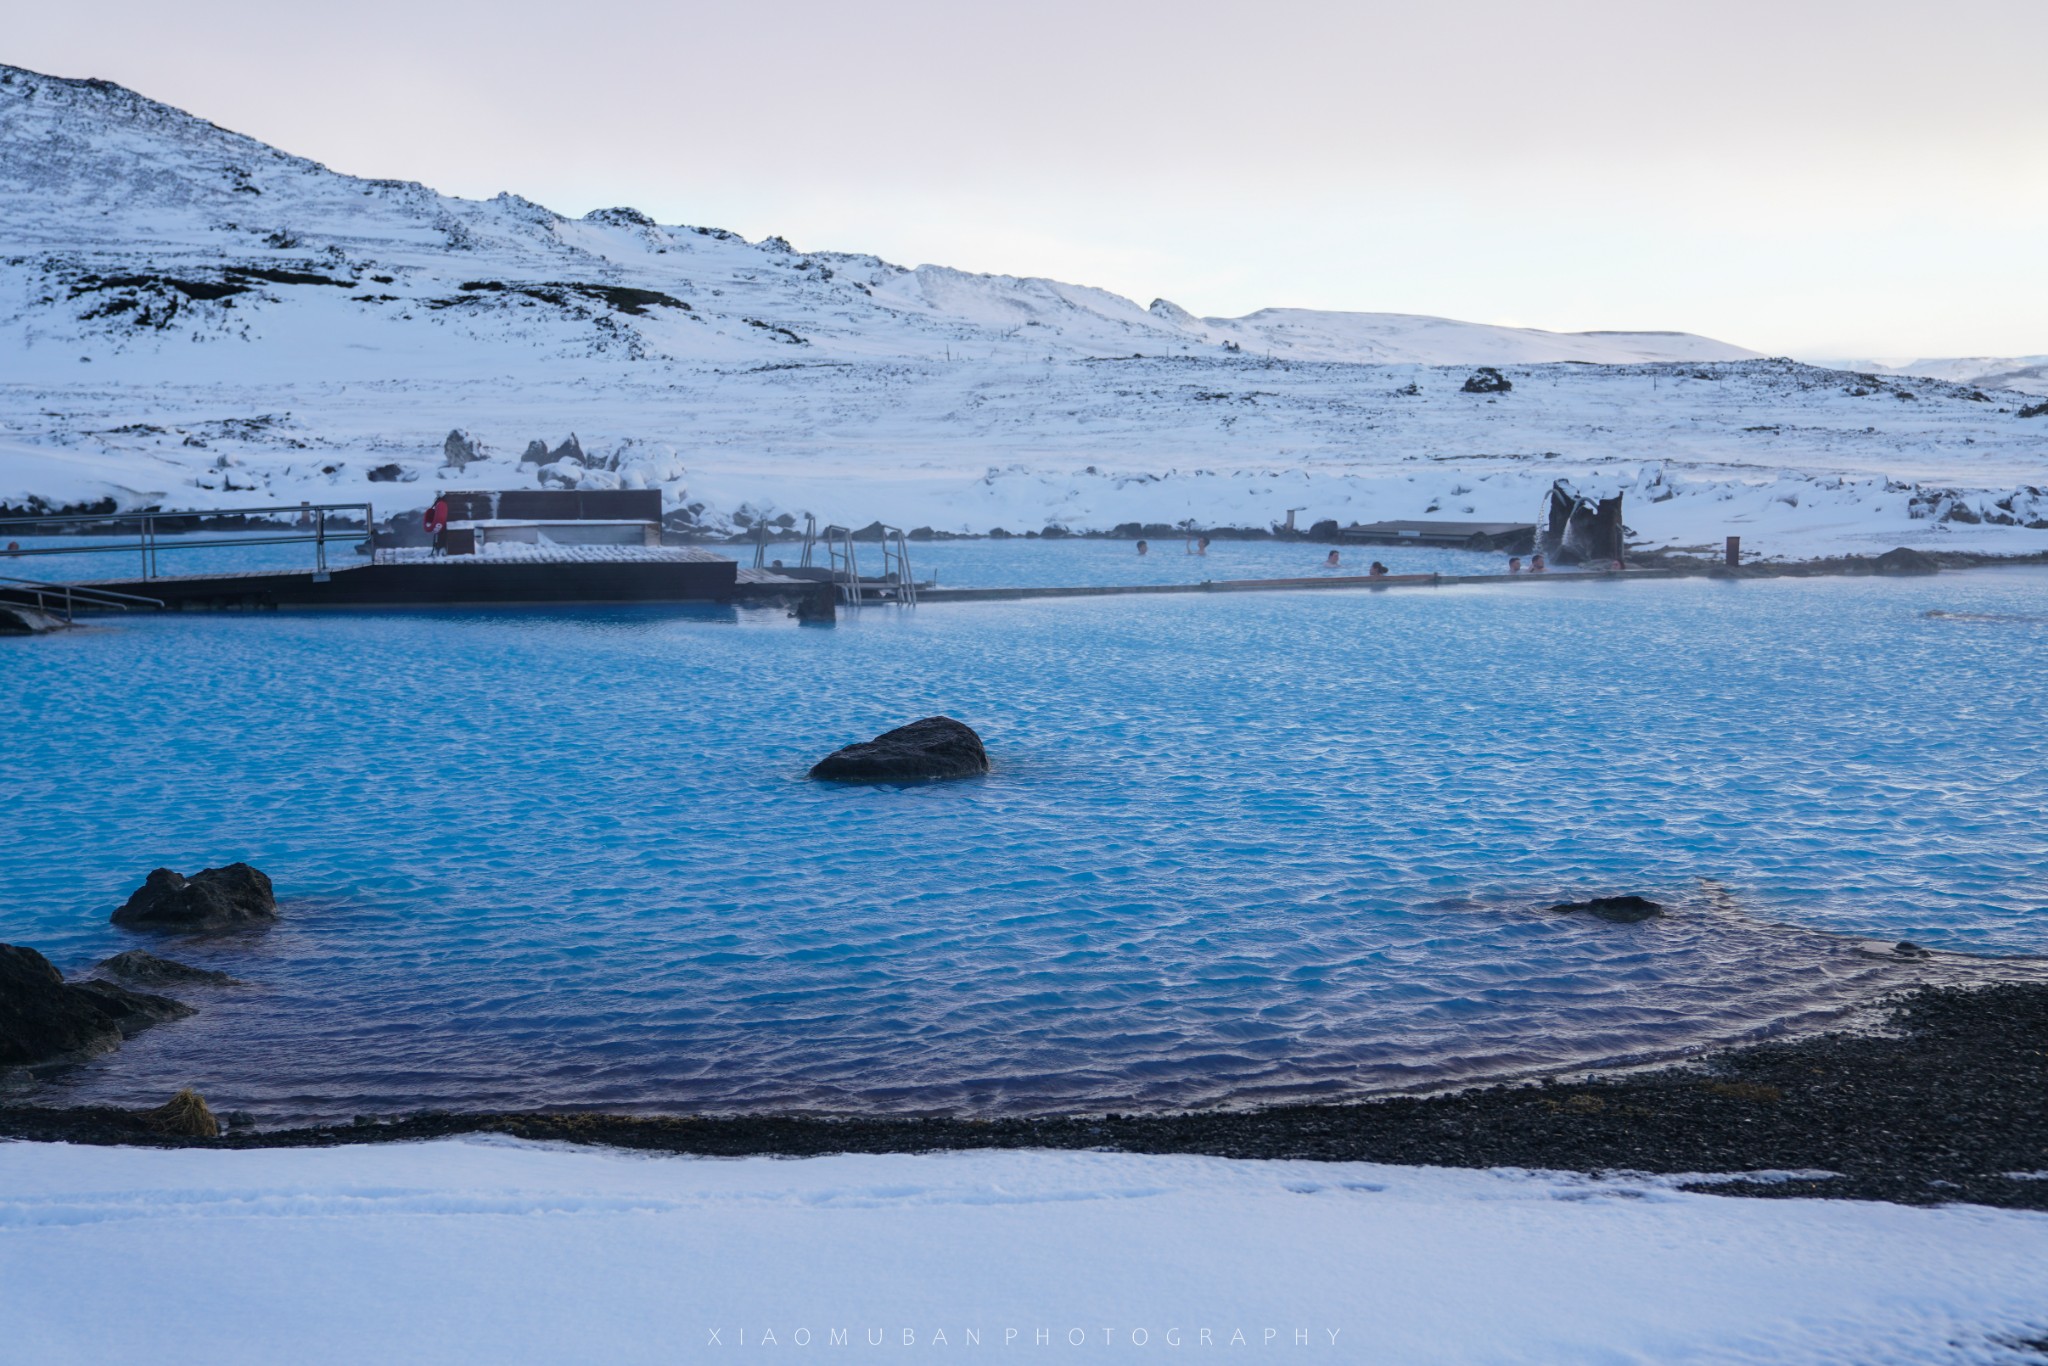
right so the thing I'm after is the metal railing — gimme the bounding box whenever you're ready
[878,526,917,606]
[820,525,863,606]
[0,575,164,622]
[789,517,918,607]
[0,501,377,580]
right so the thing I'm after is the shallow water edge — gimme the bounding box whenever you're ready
[6,982,2043,1211]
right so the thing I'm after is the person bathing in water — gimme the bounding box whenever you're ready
[1369,561,1389,578]
[1186,535,1210,556]
[1136,539,1149,556]
[1508,556,1523,574]
[1324,549,1341,568]
[1529,553,1548,573]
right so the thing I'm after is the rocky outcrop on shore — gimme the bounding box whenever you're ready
[112,863,276,932]
[0,943,191,1068]
[143,1087,220,1138]
[809,716,990,783]
[1874,546,1940,575]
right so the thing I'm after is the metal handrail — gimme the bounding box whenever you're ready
[0,574,165,623]
[821,525,862,607]
[4,533,351,556]
[0,501,376,529]
[0,501,376,579]
[879,526,916,606]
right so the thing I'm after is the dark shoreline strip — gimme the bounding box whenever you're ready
[5,983,2044,1209]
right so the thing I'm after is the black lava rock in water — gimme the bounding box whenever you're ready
[1549,895,1664,923]
[1,943,124,1066]
[113,863,278,933]
[809,716,990,783]
[67,979,194,1035]
[95,949,238,987]
[0,943,191,1067]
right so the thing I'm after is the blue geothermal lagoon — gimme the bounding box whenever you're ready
[4,561,2046,1121]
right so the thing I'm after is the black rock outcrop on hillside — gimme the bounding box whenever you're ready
[809,717,990,783]
[112,863,277,932]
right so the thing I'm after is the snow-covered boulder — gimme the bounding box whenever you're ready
[441,428,486,471]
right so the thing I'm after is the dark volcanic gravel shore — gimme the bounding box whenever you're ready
[5,983,2044,1209]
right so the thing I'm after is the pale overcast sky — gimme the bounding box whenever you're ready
[10,0,2045,358]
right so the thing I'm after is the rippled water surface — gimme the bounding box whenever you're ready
[5,566,2046,1120]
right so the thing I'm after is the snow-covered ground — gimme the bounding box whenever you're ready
[4,63,2045,559]
[1,1139,2043,1364]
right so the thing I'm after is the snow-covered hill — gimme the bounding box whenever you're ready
[3,61,2045,557]
[1869,356,2048,398]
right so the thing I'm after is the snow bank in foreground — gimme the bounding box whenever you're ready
[1,1140,2042,1363]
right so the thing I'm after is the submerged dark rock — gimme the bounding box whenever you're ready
[113,863,277,932]
[95,949,238,987]
[1,944,124,1066]
[68,979,194,1035]
[1549,895,1664,923]
[809,716,989,783]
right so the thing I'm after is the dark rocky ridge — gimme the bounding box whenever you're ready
[5,983,2043,1210]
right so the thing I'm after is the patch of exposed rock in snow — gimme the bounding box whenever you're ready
[2,62,2045,560]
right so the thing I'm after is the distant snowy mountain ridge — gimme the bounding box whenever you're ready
[2,61,2045,559]
[0,62,1753,369]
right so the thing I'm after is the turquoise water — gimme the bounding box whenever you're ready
[3,568,2045,1120]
